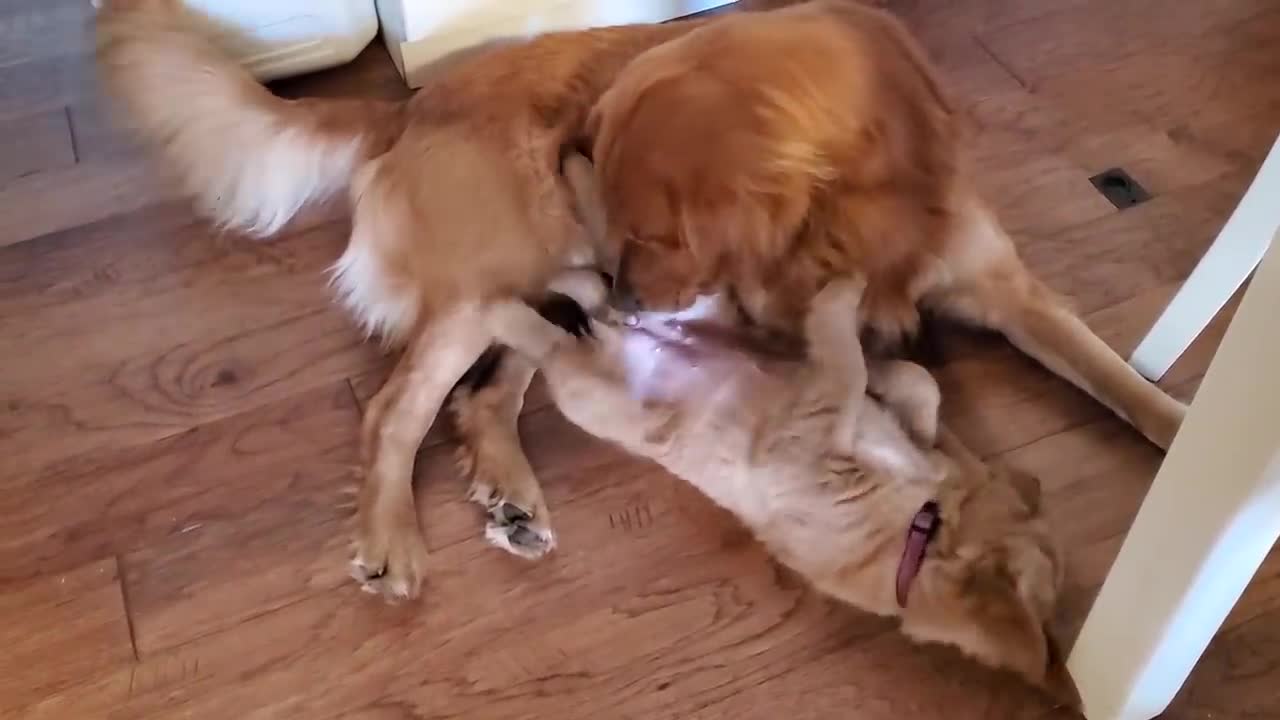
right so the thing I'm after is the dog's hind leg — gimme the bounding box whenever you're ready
[451,352,558,559]
[353,304,493,601]
[940,265,1186,451]
[932,202,1187,451]
[450,274,605,559]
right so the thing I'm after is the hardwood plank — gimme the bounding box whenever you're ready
[0,0,93,68]
[114,543,880,720]
[1017,169,1250,315]
[979,0,1274,87]
[1163,602,1280,719]
[1008,8,1280,134]
[1167,104,1280,172]
[1220,547,1280,636]
[0,53,87,119]
[66,93,145,164]
[0,156,170,247]
[120,405,616,654]
[968,88,1239,198]
[973,151,1117,239]
[0,108,76,185]
[694,629,1050,720]
[29,540,862,720]
[895,0,1094,40]
[0,557,134,715]
[910,30,1023,107]
[0,211,378,482]
[0,383,360,583]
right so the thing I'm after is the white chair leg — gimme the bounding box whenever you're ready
[1129,133,1280,381]
[1068,241,1280,720]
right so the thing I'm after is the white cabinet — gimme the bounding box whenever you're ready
[375,0,736,87]
[133,0,381,81]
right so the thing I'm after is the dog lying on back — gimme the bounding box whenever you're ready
[471,274,1080,706]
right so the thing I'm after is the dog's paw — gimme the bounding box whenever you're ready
[484,503,556,559]
[351,524,429,602]
[468,481,556,560]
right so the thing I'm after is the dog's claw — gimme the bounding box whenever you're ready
[483,500,554,559]
[498,502,532,524]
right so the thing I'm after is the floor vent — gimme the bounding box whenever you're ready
[1090,167,1152,209]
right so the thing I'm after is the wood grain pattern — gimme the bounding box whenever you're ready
[0,53,87,119]
[0,109,76,184]
[987,4,1280,134]
[0,208,380,481]
[1,0,1279,717]
[0,557,134,715]
[0,383,361,583]
[0,157,171,247]
[0,0,93,69]
[978,0,1275,87]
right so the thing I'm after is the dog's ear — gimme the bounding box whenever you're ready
[907,541,1069,704]
[966,570,1061,697]
[1004,466,1043,515]
[982,602,1080,711]
[966,549,1079,708]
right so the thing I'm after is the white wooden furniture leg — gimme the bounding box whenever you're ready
[1128,132,1280,381]
[1068,237,1280,720]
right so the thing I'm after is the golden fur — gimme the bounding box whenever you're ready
[592,1,1188,450]
[94,5,1170,700]
[482,275,1079,706]
[94,0,718,599]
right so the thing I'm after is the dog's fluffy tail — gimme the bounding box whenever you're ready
[95,0,406,236]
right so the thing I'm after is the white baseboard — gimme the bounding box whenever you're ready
[374,0,736,87]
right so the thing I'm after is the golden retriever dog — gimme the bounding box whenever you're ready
[589,0,1188,452]
[471,274,1079,706]
[93,0,727,600]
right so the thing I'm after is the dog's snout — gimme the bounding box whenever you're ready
[609,286,642,313]
[609,245,643,312]
[608,264,642,312]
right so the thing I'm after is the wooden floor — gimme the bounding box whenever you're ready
[1,1,1277,718]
